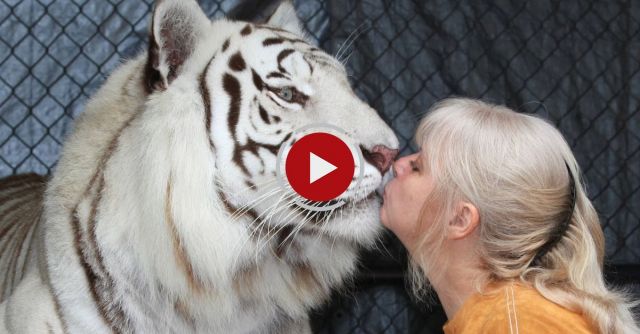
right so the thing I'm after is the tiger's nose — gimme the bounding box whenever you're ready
[361,145,399,174]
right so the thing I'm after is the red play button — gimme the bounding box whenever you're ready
[285,132,355,202]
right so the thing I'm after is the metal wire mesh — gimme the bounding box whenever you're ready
[0,0,638,332]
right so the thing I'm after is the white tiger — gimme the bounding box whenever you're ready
[0,0,399,333]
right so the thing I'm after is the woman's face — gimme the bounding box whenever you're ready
[380,151,436,250]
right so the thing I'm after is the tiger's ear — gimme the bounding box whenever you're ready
[145,0,210,93]
[266,1,305,37]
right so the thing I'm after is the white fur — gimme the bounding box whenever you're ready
[0,1,398,333]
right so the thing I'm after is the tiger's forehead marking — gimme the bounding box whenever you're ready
[277,49,295,74]
[240,24,252,36]
[263,38,285,47]
[227,24,323,66]
[216,23,348,98]
[255,24,306,41]
[218,28,316,89]
[229,52,246,72]
[254,27,344,75]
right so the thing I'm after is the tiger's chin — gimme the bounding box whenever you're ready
[299,191,384,246]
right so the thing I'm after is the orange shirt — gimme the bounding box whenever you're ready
[443,283,597,334]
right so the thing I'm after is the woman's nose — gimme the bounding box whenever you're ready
[391,159,404,177]
[392,154,414,176]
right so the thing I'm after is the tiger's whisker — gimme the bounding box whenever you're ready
[335,21,369,62]
[254,196,312,257]
[231,190,295,267]
[276,200,324,249]
[226,185,282,223]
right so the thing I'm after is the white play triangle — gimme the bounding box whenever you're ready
[309,152,337,184]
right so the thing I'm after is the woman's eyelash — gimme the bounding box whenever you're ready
[410,160,419,171]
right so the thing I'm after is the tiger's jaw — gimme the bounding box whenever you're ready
[308,165,387,243]
[224,160,387,247]
[310,191,384,245]
[218,174,385,244]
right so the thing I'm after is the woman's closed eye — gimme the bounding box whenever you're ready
[410,160,420,172]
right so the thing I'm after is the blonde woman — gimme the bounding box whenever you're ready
[380,98,639,333]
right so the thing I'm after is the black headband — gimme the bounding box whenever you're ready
[532,162,577,264]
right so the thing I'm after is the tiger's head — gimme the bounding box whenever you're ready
[141,0,398,248]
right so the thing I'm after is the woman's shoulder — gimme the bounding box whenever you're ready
[443,282,597,334]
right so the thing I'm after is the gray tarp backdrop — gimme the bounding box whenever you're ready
[0,0,638,332]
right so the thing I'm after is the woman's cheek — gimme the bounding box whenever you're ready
[379,205,389,228]
[380,189,396,229]
[384,179,397,199]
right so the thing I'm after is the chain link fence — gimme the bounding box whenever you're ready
[1,0,638,332]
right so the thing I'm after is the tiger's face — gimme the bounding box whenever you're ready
[145,0,398,245]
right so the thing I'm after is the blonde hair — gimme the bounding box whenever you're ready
[408,97,639,333]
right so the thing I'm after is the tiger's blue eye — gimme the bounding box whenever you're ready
[278,87,294,101]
